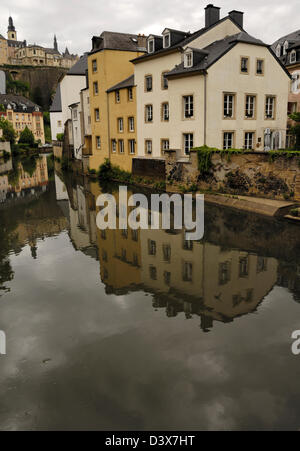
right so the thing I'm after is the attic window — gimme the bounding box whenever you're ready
[163,33,170,48]
[184,52,193,68]
[276,44,281,58]
[283,41,289,55]
[290,50,297,64]
[148,39,154,53]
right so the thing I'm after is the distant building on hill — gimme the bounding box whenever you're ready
[0,17,78,69]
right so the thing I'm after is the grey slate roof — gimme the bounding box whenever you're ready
[107,75,134,93]
[90,31,146,54]
[50,84,62,113]
[132,15,244,64]
[166,32,267,77]
[67,53,87,75]
[0,93,41,112]
[272,29,300,51]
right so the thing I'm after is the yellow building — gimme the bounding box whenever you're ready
[87,31,146,171]
[0,34,8,65]
[107,75,137,172]
[0,94,45,144]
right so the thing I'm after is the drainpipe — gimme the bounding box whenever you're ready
[106,91,111,163]
[204,71,207,146]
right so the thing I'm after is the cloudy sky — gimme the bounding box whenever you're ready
[1,0,299,55]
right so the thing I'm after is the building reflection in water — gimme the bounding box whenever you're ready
[54,173,300,332]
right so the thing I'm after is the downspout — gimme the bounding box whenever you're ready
[204,71,207,146]
[106,91,111,163]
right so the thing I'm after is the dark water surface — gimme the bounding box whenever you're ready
[1,157,300,430]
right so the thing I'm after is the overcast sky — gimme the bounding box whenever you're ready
[1,0,299,55]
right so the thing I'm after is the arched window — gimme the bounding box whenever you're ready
[290,50,297,64]
[283,41,289,55]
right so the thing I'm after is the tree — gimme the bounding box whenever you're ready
[19,126,35,146]
[289,112,300,150]
[0,117,16,144]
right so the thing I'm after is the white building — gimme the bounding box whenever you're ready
[132,4,290,158]
[50,54,88,142]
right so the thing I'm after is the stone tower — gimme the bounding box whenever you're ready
[54,34,58,51]
[7,16,17,41]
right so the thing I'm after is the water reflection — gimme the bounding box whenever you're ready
[54,172,300,331]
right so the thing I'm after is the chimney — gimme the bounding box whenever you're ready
[228,10,244,29]
[137,34,147,49]
[205,4,221,28]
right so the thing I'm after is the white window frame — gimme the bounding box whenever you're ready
[118,117,124,132]
[128,87,133,101]
[96,136,101,149]
[112,139,117,153]
[265,96,275,119]
[129,117,134,132]
[129,139,135,155]
[115,90,120,103]
[183,95,194,118]
[163,33,170,48]
[245,95,255,119]
[145,75,152,92]
[162,102,169,121]
[283,41,289,55]
[276,44,281,58]
[290,50,297,64]
[148,39,154,53]
[183,133,193,155]
[162,139,169,152]
[224,94,234,118]
[184,52,193,68]
[93,82,98,95]
[244,132,254,150]
[119,139,124,154]
[145,140,152,154]
[146,105,153,122]
[223,132,234,150]
[95,108,100,121]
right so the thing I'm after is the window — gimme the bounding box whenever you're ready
[244,132,255,150]
[145,75,153,92]
[161,139,169,153]
[148,39,154,53]
[118,117,124,132]
[118,139,124,154]
[128,87,133,101]
[149,266,157,280]
[265,96,275,119]
[95,108,100,121]
[257,256,268,273]
[256,59,264,75]
[245,95,256,118]
[57,120,62,127]
[283,41,289,55]
[223,132,234,150]
[92,59,97,73]
[111,139,117,153]
[145,104,153,122]
[183,95,193,118]
[162,102,169,121]
[291,50,297,64]
[164,271,171,286]
[145,140,152,154]
[185,52,193,68]
[148,239,156,255]
[183,239,193,251]
[224,94,235,118]
[241,57,249,73]
[115,90,120,103]
[128,117,134,132]
[183,133,193,155]
[288,102,297,115]
[276,44,281,58]
[93,81,98,95]
[129,139,135,154]
[96,136,101,149]
[183,262,193,282]
[239,256,249,278]
[219,261,231,285]
[131,229,138,242]
[292,73,300,93]
[164,33,170,48]
[162,244,171,262]
[162,72,168,90]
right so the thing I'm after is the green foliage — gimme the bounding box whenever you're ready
[153,181,166,191]
[6,73,30,96]
[43,111,51,143]
[98,159,133,183]
[0,117,16,144]
[195,146,244,176]
[61,156,71,171]
[21,155,37,177]
[19,126,35,146]
[88,168,97,175]
[56,133,64,142]
[290,208,299,217]
[289,112,300,150]
[0,104,5,112]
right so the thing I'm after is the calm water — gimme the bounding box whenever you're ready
[0,156,300,430]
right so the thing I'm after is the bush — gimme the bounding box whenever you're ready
[56,133,64,142]
[0,117,16,144]
[19,126,35,146]
[290,208,299,217]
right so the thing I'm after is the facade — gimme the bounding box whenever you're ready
[87,31,146,170]
[0,93,45,144]
[80,87,92,158]
[272,30,300,147]
[50,54,88,146]
[132,4,290,158]
[1,17,78,68]
[107,75,137,172]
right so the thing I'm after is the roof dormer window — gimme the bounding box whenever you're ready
[290,50,297,64]
[276,44,281,58]
[184,51,193,68]
[163,33,170,48]
[148,39,154,53]
[283,41,289,55]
